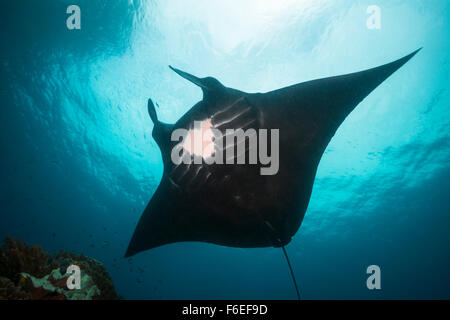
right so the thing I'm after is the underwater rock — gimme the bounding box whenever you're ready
[0,237,120,300]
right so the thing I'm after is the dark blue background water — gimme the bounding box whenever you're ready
[1,0,449,299]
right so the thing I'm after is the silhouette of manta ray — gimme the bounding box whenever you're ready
[125,49,421,299]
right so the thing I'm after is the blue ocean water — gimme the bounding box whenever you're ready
[0,0,449,299]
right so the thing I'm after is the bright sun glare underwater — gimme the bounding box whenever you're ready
[149,0,312,55]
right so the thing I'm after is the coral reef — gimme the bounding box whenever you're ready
[0,237,119,300]
[0,237,55,283]
[51,251,118,300]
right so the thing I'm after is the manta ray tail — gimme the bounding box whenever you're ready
[265,220,301,299]
[282,245,301,300]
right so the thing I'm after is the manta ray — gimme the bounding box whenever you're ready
[125,49,421,298]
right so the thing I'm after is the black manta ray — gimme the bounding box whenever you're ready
[125,49,420,298]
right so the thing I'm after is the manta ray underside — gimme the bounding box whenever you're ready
[126,49,420,260]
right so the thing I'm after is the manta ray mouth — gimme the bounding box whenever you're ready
[181,118,216,159]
